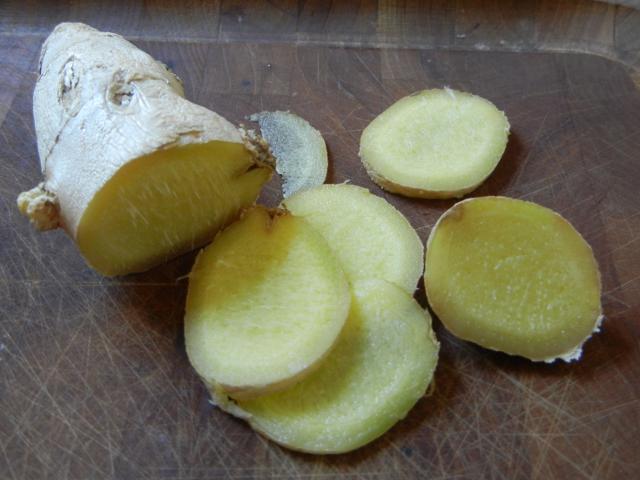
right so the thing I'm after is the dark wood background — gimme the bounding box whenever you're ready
[1,2,639,479]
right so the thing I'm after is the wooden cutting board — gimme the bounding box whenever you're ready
[1,34,639,479]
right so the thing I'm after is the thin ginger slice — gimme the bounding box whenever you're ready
[77,141,271,276]
[283,184,423,293]
[250,111,327,198]
[185,206,350,400]
[425,196,602,362]
[359,88,509,199]
[236,279,439,454]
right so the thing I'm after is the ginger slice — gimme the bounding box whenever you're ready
[359,88,509,199]
[236,280,439,454]
[283,184,423,293]
[185,206,350,400]
[425,196,602,362]
[250,111,328,198]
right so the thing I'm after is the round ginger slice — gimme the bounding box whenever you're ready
[236,280,439,454]
[359,88,510,199]
[283,184,423,293]
[185,206,350,400]
[425,196,602,362]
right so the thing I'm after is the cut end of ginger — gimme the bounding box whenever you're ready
[425,196,602,362]
[250,111,328,198]
[283,184,424,293]
[236,279,439,454]
[185,206,350,400]
[76,141,271,276]
[359,88,509,199]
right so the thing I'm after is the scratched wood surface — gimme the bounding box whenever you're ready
[1,23,640,480]
[2,0,640,79]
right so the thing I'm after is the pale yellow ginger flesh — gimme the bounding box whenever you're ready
[77,142,270,276]
[283,184,423,293]
[250,111,327,198]
[236,280,439,454]
[185,206,350,400]
[359,88,510,199]
[425,197,602,362]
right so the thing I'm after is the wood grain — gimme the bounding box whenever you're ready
[1,2,640,479]
[1,1,639,74]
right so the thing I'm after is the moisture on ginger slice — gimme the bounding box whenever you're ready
[283,184,424,293]
[185,206,350,400]
[359,88,509,199]
[425,196,603,362]
[236,279,439,454]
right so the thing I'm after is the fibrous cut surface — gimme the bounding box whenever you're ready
[283,184,423,293]
[238,279,439,454]
[77,141,271,276]
[185,206,350,399]
[359,88,509,198]
[250,111,327,198]
[425,196,602,362]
